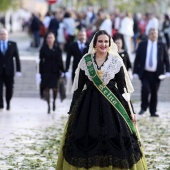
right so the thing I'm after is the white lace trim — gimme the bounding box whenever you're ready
[82,54,122,84]
[72,54,134,93]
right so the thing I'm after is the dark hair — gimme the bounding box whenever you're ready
[93,30,111,48]
[164,14,170,21]
[113,33,125,50]
[64,12,71,18]
[43,31,56,46]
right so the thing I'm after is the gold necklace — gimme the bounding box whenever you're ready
[97,70,104,78]
[94,54,107,78]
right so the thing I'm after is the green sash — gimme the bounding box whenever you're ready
[84,54,136,135]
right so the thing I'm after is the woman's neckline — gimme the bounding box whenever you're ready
[93,53,109,70]
[48,44,54,49]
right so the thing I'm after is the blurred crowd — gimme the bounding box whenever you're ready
[23,8,170,56]
[1,6,170,114]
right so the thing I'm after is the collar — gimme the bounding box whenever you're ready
[148,39,157,45]
[77,40,86,44]
[0,40,8,43]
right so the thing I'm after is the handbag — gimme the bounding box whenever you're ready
[58,76,66,102]
[63,28,69,41]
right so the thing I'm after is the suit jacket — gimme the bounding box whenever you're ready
[48,17,59,36]
[118,50,131,70]
[66,41,89,72]
[0,41,21,76]
[133,40,170,79]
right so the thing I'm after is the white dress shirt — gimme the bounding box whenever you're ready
[63,18,76,36]
[99,18,112,36]
[145,17,159,35]
[145,40,157,72]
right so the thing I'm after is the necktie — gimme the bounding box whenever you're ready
[80,43,84,53]
[2,41,6,55]
[149,43,153,67]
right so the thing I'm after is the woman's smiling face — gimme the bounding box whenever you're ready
[95,34,109,54]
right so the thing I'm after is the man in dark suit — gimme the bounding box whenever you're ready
[48,11,59,38]
[133,28,170,117]
[30,13,41,48]
[0,28,21,110]
[65,29,89,82]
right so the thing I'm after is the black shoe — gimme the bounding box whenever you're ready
[47,105,50,114]
[138,109,145,115]
[53,102,56,111]
[150,113,159,117]
[6,105,10,110]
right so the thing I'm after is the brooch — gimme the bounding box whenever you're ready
[97,70,104,78]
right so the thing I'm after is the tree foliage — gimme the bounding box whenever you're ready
[0,0,22,12]
[63,0,160,13]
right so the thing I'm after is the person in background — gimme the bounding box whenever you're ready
[99,13,112,36]
[138,13,148,42]
[48,11,59,38]
[42,11,52,31]
[56,30,148,170]
[65,29,89,82]
[113,33,132,76]
[57,12,66,52]
[0,28,21,110]
[39,31,65,114]
[133,28,170,117]
[145,13,159,36]
[29,13,41,48]
[119,12,134,59]
[63,11,76,52]
[162,14,170,50]
[133,13,139,52]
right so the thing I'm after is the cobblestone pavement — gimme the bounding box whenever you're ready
[0,98,169,170]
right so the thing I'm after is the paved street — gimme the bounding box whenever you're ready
[0,97,170,169]
[0,97,70,170]
[0,31,169,169]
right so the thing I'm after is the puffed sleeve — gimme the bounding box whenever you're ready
[115,66,126,94]
[115,66,136,115]
[68,69,87,114]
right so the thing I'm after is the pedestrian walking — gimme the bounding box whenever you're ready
[62,11,76,52]
[29,13,41,48]
[56,30,148,170]
[0,28,21,110]
[133,13,139,51]
[39,31,65,114]
[65,29,89,82]
[48,11,59,38]
[119,12,134,59]
[99,13,112,36]
[133,28,170,117]
[145,13,159,36]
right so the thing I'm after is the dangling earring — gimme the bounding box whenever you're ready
[93,47,97,52]
[107,47,110,52]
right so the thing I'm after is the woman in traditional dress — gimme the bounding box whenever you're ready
[56,30,148,170]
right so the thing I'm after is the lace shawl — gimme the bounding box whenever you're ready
[72,53,134,94]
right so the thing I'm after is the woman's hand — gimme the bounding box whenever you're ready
[130,114,137,124]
